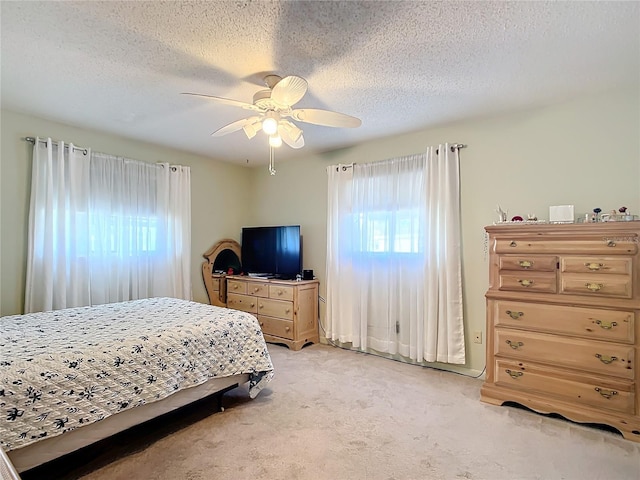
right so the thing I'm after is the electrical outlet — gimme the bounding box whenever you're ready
[473,331,482,344]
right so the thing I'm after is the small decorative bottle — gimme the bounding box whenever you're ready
[593,208,602,222]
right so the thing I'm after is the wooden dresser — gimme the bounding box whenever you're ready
[226,276,319,350]
[482,222,640,442]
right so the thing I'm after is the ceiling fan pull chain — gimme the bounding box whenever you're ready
[269,146,276,175]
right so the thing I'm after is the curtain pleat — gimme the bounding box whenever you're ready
[25,139,92,312]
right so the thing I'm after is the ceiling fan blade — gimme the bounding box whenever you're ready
[212,117,259,137]
[182,93,263,112]
[291,108,361,128]
[279,121,305,149]
[270,75,308,107]
[290,133,305,149]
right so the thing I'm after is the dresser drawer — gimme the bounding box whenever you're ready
[246,282,270,297]
[499,255,557,272]
[495,237,638,255]
[498,271,557,293]
[493,301,634,343]
[258,315,294,339]
[209,277,221,291]
[495,360,635,414]
[227,293,258,313]
[257,298,294,320]
[561,257,632,275]
[495,329,634,379]
[560,273,632,298]
[269,284,294,301]
[227,279,247,294]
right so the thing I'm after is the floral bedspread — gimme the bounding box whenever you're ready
[0,297,274,451]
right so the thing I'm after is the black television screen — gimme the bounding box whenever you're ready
[241,225,302,279]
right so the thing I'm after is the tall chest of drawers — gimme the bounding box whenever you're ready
[226,276,319,351]
[482,223,640,442]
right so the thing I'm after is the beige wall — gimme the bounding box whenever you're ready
[2,86,638,375]
[0,110,252,315]
[248,86,640,375]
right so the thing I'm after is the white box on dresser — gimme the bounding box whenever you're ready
[482,222,640,442]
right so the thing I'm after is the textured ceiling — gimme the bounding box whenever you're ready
[1,1,638,165]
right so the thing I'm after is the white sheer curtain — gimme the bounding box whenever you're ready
[25,138,192,313]
[325,144,465,364]
[157,163,192,300]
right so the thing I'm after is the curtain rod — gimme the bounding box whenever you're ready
[24,137,89,155]
[24,137,184,171]
[335,143,468,172]
[437,143,467,154]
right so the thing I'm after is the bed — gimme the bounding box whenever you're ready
[0,297,274,473]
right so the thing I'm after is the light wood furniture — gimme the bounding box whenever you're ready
[226,276,319,350]
[202,239,241,307]
[482,222,640,442]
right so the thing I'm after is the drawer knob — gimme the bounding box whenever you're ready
[506,310,524,320]
[595,320,617,330]
[585,262,604,271]
[509,241,517,247]
[585,282,603,292]
[285,326,291,332]
[259,322,264,327]
[505,369,523,379]
[518,279,534,287]
[595,353,618,364]
[518,260,533,269]
[594,387,618,399]
[505,340,524,350]
[233,284,239,290]
[607,240,616,247]
[250,302,255,308]
[285,308,291,314]
[259,304,263,309]
[277,290,284,296]
[253,287,260,292]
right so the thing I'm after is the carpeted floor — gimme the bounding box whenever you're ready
[25,343,640,479]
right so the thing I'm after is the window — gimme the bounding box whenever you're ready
[353,209,423,254]
[326,146,465,364]
[75,213,159,256]
[25,138,192,312]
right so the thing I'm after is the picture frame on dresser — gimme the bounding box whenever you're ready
[481,222,640,442]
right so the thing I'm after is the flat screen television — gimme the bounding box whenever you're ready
[241,225,302,280]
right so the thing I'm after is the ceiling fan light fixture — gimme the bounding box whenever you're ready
[269,134,282,148]
[242,121,262,139]
[280,121,302,142]
[262,111,280,135]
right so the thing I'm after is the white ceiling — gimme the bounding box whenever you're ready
[1,1,638,165]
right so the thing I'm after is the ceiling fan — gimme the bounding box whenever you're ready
[182,74,361,149]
